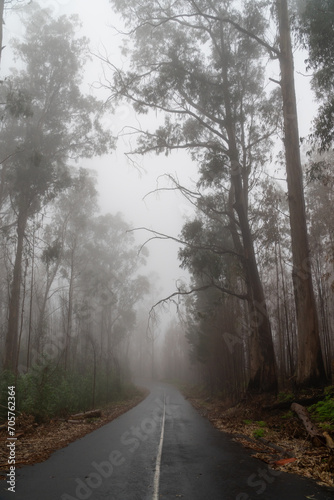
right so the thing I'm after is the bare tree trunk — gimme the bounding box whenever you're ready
[0,0,4,70]
[16,258,28,377]
[276,0,327,387]
[64,249,75,371]
[5,209,28,372]
[35,275,52,356]
[314,253,332,379]
[26,223,35,369]
[220,24,277,393]
[275,241,285,381]
[92,344,96,409]
[278,238,294,377]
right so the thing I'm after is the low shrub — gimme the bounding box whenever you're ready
[1,359,139,423]
[309,395,334,429]
[253,428,265,439]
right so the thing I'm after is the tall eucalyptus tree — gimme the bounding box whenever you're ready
[108,0,328,388]
[108,0,280,392]
[2,5,114,372]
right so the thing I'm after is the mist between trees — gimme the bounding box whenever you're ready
[0,3,154,420]
[1,0,334,421]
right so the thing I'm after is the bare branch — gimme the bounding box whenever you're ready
[142,173,240,232]
[128,226,243,260]
[149,282,248,316]
[269,77,281,86]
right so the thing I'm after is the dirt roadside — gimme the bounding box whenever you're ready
[186,391,334,489]
[0,389,148,480]
[1,385,333,489]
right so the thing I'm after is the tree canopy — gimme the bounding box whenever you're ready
[297,0,334,150]
[1,5,115,371]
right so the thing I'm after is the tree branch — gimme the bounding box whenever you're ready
[149,282,248,316]
[128,226,243,260]
[124,4,280,59]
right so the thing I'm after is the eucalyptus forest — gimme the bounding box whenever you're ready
[0,0,334,428]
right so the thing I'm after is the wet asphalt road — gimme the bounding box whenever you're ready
[1,382,334,500]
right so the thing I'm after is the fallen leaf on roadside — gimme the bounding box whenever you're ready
[275,457,296,465]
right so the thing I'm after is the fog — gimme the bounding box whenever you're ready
[2,0,315,308]
[1,0,330,400]
[4,0,198,311]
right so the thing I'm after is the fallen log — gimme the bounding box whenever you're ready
[258,437,294,457]
[323,432,334,470]
[69,409,102,420]
[291,402,326,446]
[263,394,327,411]
[323,431,334,450]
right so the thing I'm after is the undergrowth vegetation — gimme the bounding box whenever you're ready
[309,389,334,431]
[0,360,140,423]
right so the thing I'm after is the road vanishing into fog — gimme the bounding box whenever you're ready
[1,382,334,500]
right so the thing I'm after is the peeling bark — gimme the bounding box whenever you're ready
[276,0,327,387]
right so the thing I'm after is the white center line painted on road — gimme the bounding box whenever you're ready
[152,391,166,500]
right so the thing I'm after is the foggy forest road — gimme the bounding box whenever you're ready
[1,382,334,500]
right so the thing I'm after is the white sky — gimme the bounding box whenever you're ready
[3,0,196,306]
[2,0,318,322]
